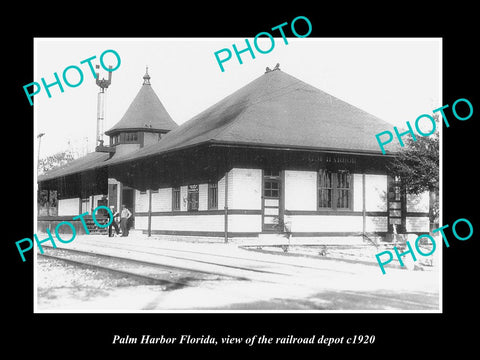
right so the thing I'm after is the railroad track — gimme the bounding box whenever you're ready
[69,238,359,276]
[38,246,244,290]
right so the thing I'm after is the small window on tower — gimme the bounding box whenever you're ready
[124,132,138,142]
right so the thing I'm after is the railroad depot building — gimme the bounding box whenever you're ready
[37,67,432,243]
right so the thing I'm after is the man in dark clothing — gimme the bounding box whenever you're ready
[108,205,120,237]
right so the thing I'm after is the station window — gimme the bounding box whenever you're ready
[187,184,199,211]
[208,182,218,210]
[172,187,181,211]
[263,169,280,198]
[81,197,89,213]
[336,170,351,209]
[318,169,333,208]
[264,180,280,198]
[318,169,352,210]
[264,169,280,178]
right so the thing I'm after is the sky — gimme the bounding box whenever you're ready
[34,37,441,159]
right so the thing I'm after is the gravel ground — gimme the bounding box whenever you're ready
[36,256,167,311]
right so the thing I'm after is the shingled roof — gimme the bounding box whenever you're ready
[104,70,177,135]
[38,151,109,182]
[106,69,397,166]
[39,68,397,183]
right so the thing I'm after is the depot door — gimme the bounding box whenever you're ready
[121,187,134,228]
[262,170,283,232]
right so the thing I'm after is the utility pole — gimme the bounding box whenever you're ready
[37,132,45,175]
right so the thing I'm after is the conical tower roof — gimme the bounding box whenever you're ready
[105,69,177,135]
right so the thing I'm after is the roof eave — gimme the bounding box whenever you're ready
[38,164,108,183]
[208,140,399,157]
[104,127,171,136]
[105,139,398,169]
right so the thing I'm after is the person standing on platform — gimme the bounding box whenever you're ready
[120,204,132,237]
[108,205,120,237]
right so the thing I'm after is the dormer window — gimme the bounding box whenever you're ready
[124,132,138,143]
[109,132,138,146]
[112,134,120,145]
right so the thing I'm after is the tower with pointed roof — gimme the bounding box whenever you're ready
[104,68,178,158]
